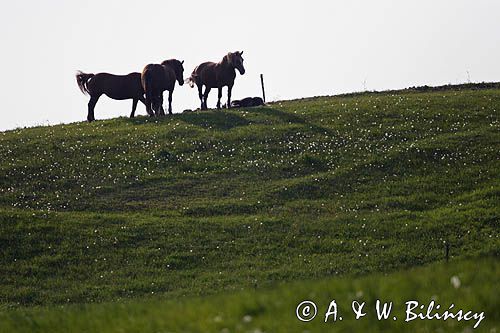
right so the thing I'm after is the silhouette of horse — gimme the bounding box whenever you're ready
[186,51,245,110]
[141,59,184,116]
[230,97,264,108]
[75,71,147,122]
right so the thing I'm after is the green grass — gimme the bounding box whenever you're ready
[1,258,498,332]
[0,86,499,331]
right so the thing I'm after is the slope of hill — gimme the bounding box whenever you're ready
[1,258,498,333]
[0,86,499,323]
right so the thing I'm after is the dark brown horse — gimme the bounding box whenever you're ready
[186,51,245,110]
[76,71,148,122]
[141,59,184,116]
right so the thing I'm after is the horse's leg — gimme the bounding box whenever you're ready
[167,90,173,115]
[152,94,164,116]
[87,94,100,122]
[145,93,154,117]
[158,94,165,116]
[130,98,138,118]
[139,95,147,115]
[151,94,160,116]
[197,84,204,110]
[217,87,222,109]
[227,84,233,109]
[203,87,211,110]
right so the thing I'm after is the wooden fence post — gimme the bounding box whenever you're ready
[445,242,450,262]
[260,74,266,103]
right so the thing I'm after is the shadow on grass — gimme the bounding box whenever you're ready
[241,106,306,124]
[122,105,336,136]
[178,111,251,130]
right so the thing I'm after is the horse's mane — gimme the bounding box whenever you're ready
[161,59,174,67]
[161,59,182,68]
[75,71,94,95]
[219,54,231,66]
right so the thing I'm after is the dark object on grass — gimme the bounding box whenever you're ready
[186,51,245,110]
[76,71,145,122]
[230,97,265,108]
[142,59,185,116]
[445,242,450,262]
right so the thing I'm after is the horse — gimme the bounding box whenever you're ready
[141,59,184,116]
[75,71,148,122]
[186,51,245,110]
[230,97,264,108]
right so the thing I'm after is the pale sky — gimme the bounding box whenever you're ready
[0,0,499,131]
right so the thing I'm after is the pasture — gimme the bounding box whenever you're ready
[0,85,499,332]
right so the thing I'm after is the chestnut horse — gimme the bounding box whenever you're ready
[186,51,245,110]
[75,71,148,122]
[141,59,184,116]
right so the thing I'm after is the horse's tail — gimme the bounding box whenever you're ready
[185,70,199,88]
[75,71,94,95]
[142,69,153,99]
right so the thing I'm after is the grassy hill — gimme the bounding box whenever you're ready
[0,85,499,331]
[1,258,498,333]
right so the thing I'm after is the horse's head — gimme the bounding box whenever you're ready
[228,51,245,75]
[162,59,185,86]
[174,60,185,86]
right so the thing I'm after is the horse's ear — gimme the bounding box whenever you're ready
[181,60,184,64]
[240,51,243,56]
